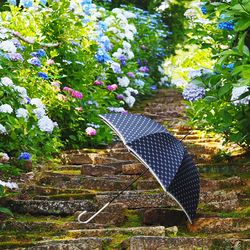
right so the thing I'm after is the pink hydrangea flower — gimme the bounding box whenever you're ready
[47,59,55,65]
[94,80,104,85]
[71,90,83,99]
[86,127,97,136]
[75,107,83,112]
[107,84,118,91]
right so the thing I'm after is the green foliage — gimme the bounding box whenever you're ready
[164,0,250,150]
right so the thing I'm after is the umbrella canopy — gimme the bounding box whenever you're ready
[100,113,199,222]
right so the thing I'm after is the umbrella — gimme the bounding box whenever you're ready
[78,113,199,224]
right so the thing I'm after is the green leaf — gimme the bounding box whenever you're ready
[218,84,232,97]
[0,207,13,217]
[237,32,247,53]
[203,96,218,102]
[235,20,250,31]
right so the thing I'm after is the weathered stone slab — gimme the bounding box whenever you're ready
[74,203,127,226]
[199,190,239,211]
[6,200,95,215]
[128,236,250,250]
[137,180,160,190]
[96,192,175,209]
[122,163,145,175]
[81,163,123,176]
[28,237,110,250]
[67,226,165,238]
[200,177,244,192]
[38,175,133,191]
[97,190,239,211]
[143,208,187,226]
[188,217,250,233]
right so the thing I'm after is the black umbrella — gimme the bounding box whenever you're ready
[78,113,199,224]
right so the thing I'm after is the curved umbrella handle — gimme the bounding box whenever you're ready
[77,202,110,224]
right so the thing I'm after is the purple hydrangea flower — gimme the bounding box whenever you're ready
[150,85,157,91]
[183,84,205,102]
[139,66,149,73]
[18,152,31,160]
[116,94,124,100]
[127,72,135,78]
[6,53,24,61]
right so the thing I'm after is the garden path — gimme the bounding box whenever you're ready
[1,88,250,249]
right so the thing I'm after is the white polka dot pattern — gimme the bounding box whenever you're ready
[168,150,200,220]
[100,113,200,222]
[101,113,166,143]
[128,133,185,188]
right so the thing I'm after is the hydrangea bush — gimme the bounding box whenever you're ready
[163,0,250,150]
[0,0,169,214]
[0,0,169,156]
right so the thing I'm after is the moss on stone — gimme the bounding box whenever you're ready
[122,210,143,228]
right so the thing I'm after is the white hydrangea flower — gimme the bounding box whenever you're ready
[0,152,9,162]
[123,11,136,19]
[124,95,136,108]
[118,76,130,87]
[0,77,14,87]
[188,69,202,79]
[184,8,197,18]
[126,50,134,60]
[172,78,188,87]
[0,124,7,134]
[33,107,46,119]
[0,40,16,53]
[38,116,55,133]
[0,180,18,189]
[13,86,28,98]
[127,87,138,95]
[16,108,29,120]
[123,41,131,50]
[30,98,45,109]
[231,86,250,105]
[0,104,13,113]
[125,30,134,40]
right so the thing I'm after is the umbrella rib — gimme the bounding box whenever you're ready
[99,114,127,145]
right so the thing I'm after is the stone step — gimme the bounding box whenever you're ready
[188,217,250,234]
[61,151,135,165]
[198,163,250,175]
[24,237,111,250]
[96,190,240,212]
[67,226,165,238]
[5,200,96,215]
[37,174,136,191]
[128,236,250,250]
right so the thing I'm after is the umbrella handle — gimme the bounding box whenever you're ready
[77,202,110,224]
[78,167,150,224]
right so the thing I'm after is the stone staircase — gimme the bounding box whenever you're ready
[0,89,249,249]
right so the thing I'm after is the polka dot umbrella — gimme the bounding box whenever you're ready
[78,113,199,224]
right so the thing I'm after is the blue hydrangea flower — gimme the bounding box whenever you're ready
[218,21,234,31]
[37,49,46,57]
[7,0,16,5]
[27,57,41,67]
[20,0,33,8]
[39,0,47,5]
[95,48,111,63]
[201,6,207,15]
[38,72,49,80]
[150,85,157,91]
[18,152,31,160]
[183,84,205,102]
